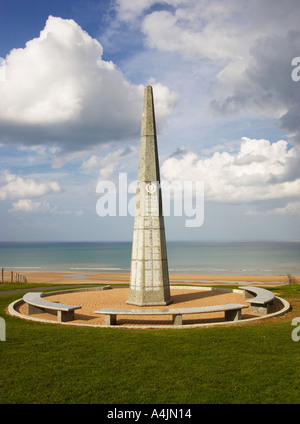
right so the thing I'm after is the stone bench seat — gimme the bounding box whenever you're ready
[94,303,248,326]
[23,292,82,322]
[239,286,275,314]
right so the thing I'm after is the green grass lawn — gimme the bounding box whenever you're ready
[0,287,300,404]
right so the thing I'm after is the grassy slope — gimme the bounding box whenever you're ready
[0,287,300,404]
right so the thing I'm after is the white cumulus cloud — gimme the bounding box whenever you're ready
[247,201,300,216]
[9,198,84,215]
[0,171,61,200]
[81,145,137,180]
[9,199,52,214]
[0,16,177,151]
[118,0,300,144]
[161,137,300,203]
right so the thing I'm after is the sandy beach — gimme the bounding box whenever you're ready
[3,270,299,286]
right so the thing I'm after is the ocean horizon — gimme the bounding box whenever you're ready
[0,240,299,276]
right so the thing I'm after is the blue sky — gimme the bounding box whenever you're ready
[0,0,300,242]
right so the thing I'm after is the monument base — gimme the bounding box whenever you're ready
[126,299,173,307]
[126,287,172,307]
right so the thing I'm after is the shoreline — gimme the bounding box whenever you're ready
[1,270,299,286]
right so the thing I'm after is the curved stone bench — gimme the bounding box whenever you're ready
[94,303,248,326]
[23,292,82,322]
[239,286,275,314]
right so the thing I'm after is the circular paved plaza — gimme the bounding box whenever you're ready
[10,285,290,329]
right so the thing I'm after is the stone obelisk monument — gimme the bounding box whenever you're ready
[127,85,172,306]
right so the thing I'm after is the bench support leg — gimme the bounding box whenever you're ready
[58,310,75,322]
[250,304,268,315]
[172,314,182,325]
[105,314,116,325]
[225,309,241,321]
[27,304,44,315]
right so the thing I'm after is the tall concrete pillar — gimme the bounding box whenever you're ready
[127,85,172,306]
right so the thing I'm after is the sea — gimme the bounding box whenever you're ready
[0,241,299,276]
